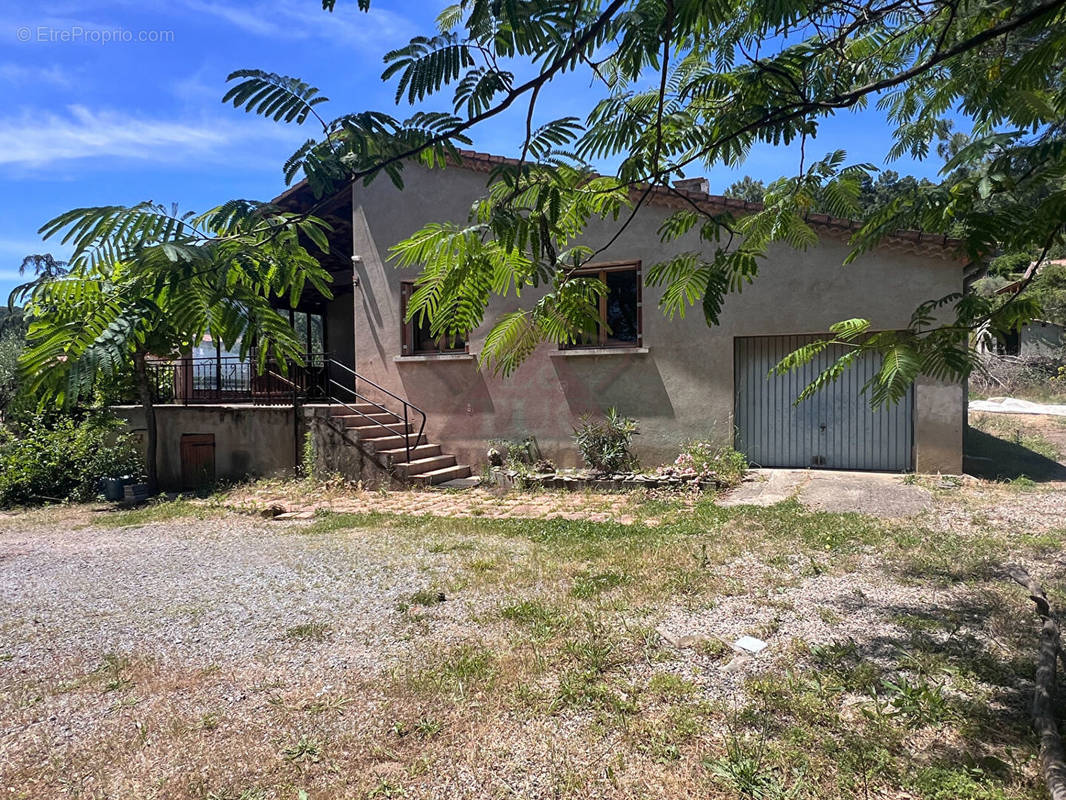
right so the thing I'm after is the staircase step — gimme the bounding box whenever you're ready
[395,454,458,477]
[360,433,427,451]
[330,403,401,417]
[377,443,441,462]
[410,464,472,486]
[334,412,400,426]
[346,421,417,438]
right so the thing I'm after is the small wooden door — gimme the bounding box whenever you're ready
[180,434,216,490]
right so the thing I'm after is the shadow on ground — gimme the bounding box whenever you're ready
[964,426,1066,482]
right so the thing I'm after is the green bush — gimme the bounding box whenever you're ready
[987,251,1032,278]
[0,413,143,507]
[572,408,638,473]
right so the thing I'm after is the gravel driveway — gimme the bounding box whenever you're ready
[1,515,451,679]
[0,486,1058,800]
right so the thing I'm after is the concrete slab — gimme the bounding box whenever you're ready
[432,476,482,490]
[719,469,933,518]
[718,470,809,507]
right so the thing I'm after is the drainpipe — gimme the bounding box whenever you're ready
[351,254,362,395]
[293,366,301,478]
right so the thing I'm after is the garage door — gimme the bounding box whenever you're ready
[734,335,914,471]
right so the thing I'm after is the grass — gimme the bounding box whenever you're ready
[284,622,330,642]
[90,498,222,527]
[7,475,1064,799]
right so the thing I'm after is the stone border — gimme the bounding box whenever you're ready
[488,467,723,492]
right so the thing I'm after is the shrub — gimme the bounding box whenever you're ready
[572,408,638,473]
[657,440,749,487]
[970,351,1066,402]
[987,251,1032,278]
[0,412,143,507]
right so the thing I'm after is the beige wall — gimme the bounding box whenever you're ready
[349,165,965,473]
[115,405,298,489]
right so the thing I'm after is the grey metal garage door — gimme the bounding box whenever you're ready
[734,335,914,471]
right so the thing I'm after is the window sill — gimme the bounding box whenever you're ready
[551,347,649,357]
[393,353,476,362]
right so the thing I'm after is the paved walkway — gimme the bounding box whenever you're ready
[233,486,678,526]
[719,469,935,517]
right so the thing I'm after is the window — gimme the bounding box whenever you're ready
[564,262,643,349]
[400,281,468,356]
[290,310,326,361]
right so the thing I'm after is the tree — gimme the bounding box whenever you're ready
[16,202,332,492]
[213,0,1065,403]
[1030,262,1066,325]
[723,176,766,204]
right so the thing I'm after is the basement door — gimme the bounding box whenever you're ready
[734,335,914,471]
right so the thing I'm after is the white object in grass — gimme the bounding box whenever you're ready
[734,636,768,654]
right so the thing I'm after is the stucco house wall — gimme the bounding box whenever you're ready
[114,405,298,489]
[347,161,965,473]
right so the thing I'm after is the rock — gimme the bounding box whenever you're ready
[656,627,706,648]
[721,654,752,674]
[273,510,314,520]
[734,635,768,654]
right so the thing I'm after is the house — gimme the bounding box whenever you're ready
[119,150,966,488]
[982,259,1066,356]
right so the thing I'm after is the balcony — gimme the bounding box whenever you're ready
[146,354,331,406]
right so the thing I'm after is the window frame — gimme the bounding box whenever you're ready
[561,260,643,350]
[399,281,470,356]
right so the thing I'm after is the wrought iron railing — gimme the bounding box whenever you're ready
[147,354,329,406]
[324,358,427,463]
[146,354,428,463]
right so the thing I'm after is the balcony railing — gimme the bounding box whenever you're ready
[147,354,329,406]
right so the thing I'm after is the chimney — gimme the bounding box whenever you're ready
[673,177,709,195]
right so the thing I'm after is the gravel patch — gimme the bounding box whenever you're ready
[0,516,477,680]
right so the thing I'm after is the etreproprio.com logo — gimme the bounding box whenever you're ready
[16,26,175,44]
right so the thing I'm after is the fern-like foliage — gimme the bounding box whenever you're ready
[225,0,1066,403]
[223,70,329,125]
[20,202,334,407]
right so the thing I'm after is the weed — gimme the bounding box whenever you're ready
[554,669,637,715]
[1008,475,1037,490]
[703,732,799,799]
[406,588,445,608]
[285,622,330,642]
[200,712,221,730]
[365,780,406,798]
[414,716,443,738]
[881,675,953,727]
[412,643,497,696]
[281,736,322,765]
[500,598,566,637]
[570,570,629,598]
[647,672,698,698]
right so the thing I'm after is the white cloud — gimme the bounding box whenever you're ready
[0,63,74,88]
[0,105,301,168]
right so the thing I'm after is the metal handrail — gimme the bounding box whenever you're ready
[324,358,427,463]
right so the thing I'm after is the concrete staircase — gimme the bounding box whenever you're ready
[328,404,471,486]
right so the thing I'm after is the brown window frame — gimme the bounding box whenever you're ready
[561,260,643,349]
[400,281,470,356]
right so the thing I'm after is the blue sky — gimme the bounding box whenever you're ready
[0,0,950,301]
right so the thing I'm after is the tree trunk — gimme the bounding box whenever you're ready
[133,349,158,495]
[1007,565,1066,800]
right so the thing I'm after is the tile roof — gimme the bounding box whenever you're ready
[273,148,964,260]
